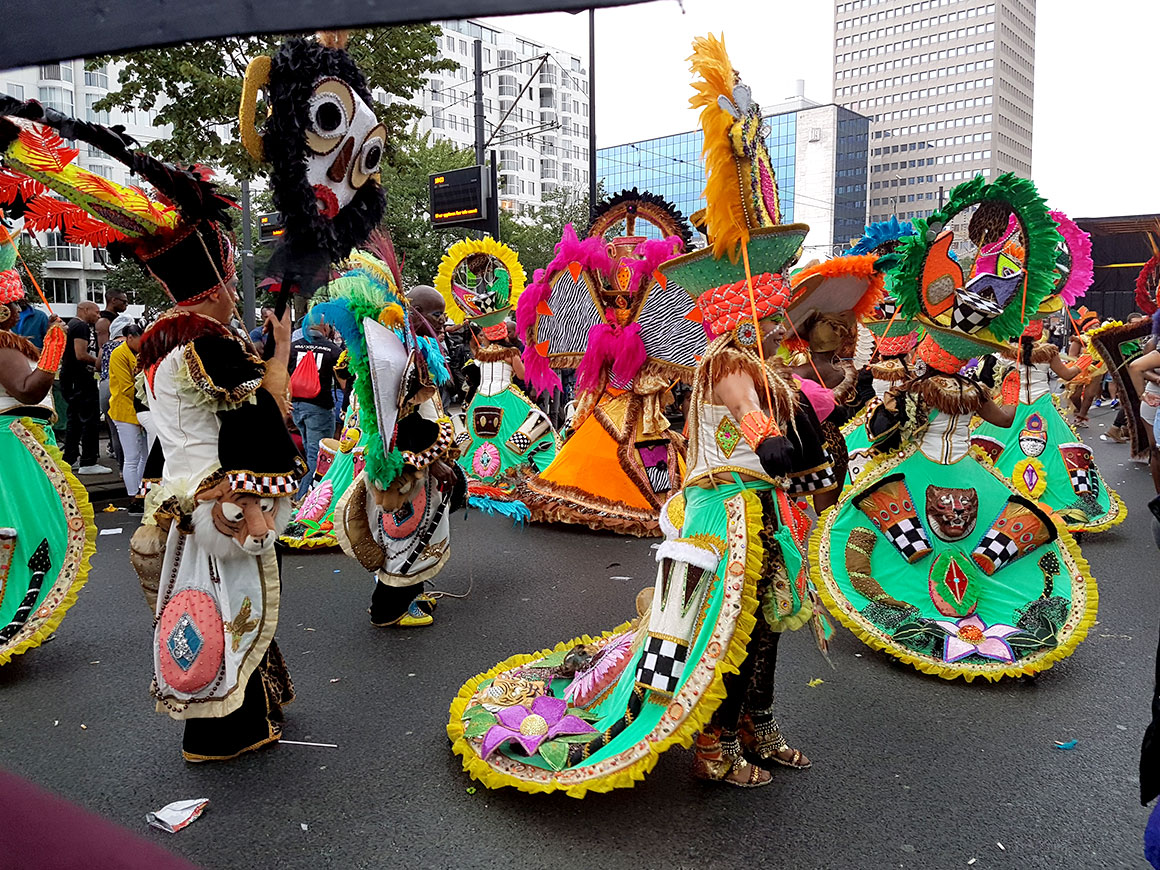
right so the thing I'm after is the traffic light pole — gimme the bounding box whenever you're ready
[240,178,256,329]
[474,39,486,166]
[588,8,597,221]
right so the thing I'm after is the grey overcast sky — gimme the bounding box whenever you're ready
[481,0,1158,219]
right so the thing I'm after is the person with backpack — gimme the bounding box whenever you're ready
[289,321,342,499]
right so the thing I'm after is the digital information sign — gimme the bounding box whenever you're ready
[430,166,491,229]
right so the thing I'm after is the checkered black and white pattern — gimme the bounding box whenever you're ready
[971,529,1018,576]
[506,431,531,454]
[635,635,688,696]
[881,516,933,564]
[1069,467,1096,496]
[228,472,298,496]
[787,466,838,494]
[950,290,1003,334]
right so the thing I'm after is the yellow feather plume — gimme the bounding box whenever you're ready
[688,34,748,262]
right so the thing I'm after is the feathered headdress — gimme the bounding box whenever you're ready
[688,33,781,262]
[435,237,526,340]
[889,173,1062,372]
[308,243,449,492]
[0,96,236,304]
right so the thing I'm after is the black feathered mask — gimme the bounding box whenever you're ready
[240,33,386,295]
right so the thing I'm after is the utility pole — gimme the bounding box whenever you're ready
[587,8,597,220]
[240,178,256,329]
[473,39,486,166]
[938,185,945,209]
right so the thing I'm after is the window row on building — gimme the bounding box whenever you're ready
[838,37,995,66]
[873,112,992,139]
[836,16,994,46]
[873,131,991,157]
[837,0,995,26]
[871,164,993,190]
[837,53,993,84]
[839,74,992,101]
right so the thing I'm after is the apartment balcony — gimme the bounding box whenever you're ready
[540,108,556,126]
[539,88,557,109]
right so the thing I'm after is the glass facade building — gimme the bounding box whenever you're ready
[597,104,868,251]
[597,113,796,233]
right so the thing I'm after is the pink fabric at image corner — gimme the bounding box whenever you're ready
[0,769,201,869]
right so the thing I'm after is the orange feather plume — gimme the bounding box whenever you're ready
[688,34,748,262]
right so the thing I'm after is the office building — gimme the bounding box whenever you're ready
[2,60,167,315]
[597,95,870,258]
[408,19,592,216]
[832,0,1035,243]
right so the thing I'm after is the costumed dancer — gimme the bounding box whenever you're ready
[970,212,1124,534]
[811,174,1098,681]
[278,381,369,550]
[434,238,559,520]
[313,247,462,629]
[781,255,886,504]
[839,219,926,484]
[0,97,304,763]
[513,189,702,537]
[0,99,312,760]
[448,35,838,793]
[1061,306,1105,427]
[0,228,94,667]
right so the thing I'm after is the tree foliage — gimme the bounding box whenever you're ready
[380,128,474,286]
[15,238,46,302]
[103,258,170,316]
[499,184,595,279]
[90,26,456,178]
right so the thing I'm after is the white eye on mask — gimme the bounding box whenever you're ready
[220,502,245,523]
[304,77,386,220]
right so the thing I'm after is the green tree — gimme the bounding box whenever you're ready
[89,27,456,178]
[380,128,474,286]
[15,237,46,302]
[499,184,594,278]
[104,258,170,316]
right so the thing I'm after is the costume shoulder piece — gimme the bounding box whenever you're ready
[0,97,237,305]
[138,311,263,402]
[183,335,266,405]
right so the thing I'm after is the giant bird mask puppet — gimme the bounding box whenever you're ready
[240,32,387,300]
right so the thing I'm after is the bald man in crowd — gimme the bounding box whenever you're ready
[61,300,111,474]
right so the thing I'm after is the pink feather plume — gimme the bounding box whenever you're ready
[1049,210,1093,306]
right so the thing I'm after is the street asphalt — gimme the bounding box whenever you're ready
[1,400,1156,869]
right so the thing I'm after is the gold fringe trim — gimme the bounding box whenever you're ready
[869,358,909,383]
[0,419,96,665]
[999,342,1059,364]
[807,446,1100,682]
[447,492,762,796]
[473,344,518,364]
[909,375,986,416]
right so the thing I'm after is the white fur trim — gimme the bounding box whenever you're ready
[655,539,722,573]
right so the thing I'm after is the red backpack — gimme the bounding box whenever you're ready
[289,349,321,400]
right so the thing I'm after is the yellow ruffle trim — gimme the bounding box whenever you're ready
[1063,484,1127,535]
[447,492,762,797]
[0,419,96,665]
[808,449,1100,683]
[277,533,337,551]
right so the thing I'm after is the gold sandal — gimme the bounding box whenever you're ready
[691,731,772,788]
[739,713,812,770]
